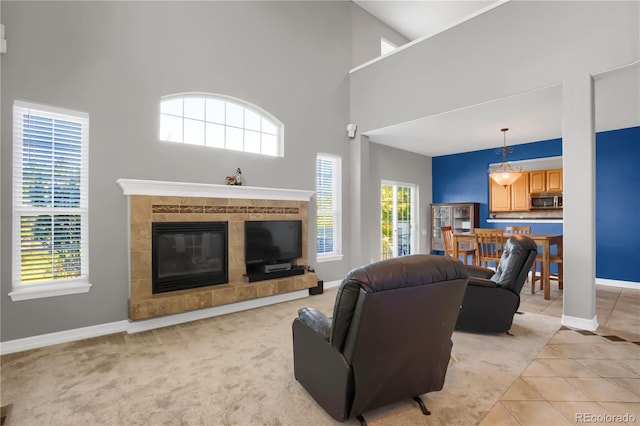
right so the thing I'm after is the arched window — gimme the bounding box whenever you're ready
[159,94,283,157]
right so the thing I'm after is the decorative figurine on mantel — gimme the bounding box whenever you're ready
[225,168,243,185]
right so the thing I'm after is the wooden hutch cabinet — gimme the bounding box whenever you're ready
[431,202,479,252]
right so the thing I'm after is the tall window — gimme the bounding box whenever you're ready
[316,154,342,262]
[159,93,283,157]
[381,181,416,260]
[11,101,91,301]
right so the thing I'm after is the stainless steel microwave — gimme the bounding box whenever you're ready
[530,192,563,209]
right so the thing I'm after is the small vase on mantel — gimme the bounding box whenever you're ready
[235,168,242,186]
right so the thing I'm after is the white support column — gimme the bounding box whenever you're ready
[350,135,370,268]
[561,74,598,331]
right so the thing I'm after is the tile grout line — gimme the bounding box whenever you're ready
[602,285,623,330]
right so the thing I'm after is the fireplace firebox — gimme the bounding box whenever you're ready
[152,222,228,294]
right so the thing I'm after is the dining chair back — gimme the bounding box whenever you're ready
[505,225,531,235]
[474,228,504,268]
[441,226,476,265]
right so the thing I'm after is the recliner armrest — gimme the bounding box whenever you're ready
[465,265,495,279]
[298,307,332,341]
[467,276,501,288]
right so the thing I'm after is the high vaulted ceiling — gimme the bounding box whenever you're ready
[354,0,498,41]
[352,1,640,157]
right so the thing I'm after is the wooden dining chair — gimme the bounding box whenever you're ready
[506,225,563,295]
[441,226,476,265]
[531,255,564,294]
[473,228,504,268]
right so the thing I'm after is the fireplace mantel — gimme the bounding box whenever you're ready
[117,178,314,201]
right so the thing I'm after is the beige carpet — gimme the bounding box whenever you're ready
[0,288,560,425]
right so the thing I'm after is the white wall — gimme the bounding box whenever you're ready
[1,1,408,341]
[350,1,639,133]
[349,2,408,68]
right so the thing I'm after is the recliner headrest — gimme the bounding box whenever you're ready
[345,254,468,293]
[329,255,467,350]
[491,235,538,291]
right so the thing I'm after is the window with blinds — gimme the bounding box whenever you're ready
[12,101,90,299]
[159,94,283,157]
[316,154,342,262]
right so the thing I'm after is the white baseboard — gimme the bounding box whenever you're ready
[1,289,312,355]
[595,278,640,290]
[561,314,599,331]
[0,320,129,355]
[323,280,341,290]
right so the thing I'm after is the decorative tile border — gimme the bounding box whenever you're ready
[559,325,640,345]
[152,204,299,215]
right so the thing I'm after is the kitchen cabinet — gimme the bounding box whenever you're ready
[511,173,530,210]
[431,202,479,252]
[489,173,530,212]
[529,171,546,193]
[529,169,563,193]
[546,169,563,192]
[490,179,511,211]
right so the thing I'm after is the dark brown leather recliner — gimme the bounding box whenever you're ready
[292,255,468,423]
[455,235,538,333]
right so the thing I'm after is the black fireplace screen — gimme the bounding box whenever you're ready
[152,222,228,293]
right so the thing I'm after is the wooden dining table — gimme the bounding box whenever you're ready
[452,232,563,300]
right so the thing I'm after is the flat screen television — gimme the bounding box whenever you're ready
[245,220,302,265]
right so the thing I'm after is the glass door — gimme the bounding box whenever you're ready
[381,181,416,260]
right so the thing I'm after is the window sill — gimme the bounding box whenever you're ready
[317,254,344,263]
[8,281,92,301]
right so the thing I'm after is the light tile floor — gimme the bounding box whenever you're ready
[480,284,640,425]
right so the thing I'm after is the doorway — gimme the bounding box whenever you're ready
[381,181,416,260]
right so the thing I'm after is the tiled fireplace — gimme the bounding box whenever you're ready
[118,179,317,321]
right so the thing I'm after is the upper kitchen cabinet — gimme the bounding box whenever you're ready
[530,170,546,193]
[546,169,563,192]
[530,169,563,193]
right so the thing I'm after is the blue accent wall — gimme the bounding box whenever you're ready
[432,126,640,283]
[595,127,640,282]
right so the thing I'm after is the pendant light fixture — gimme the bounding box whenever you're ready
[489,128,522,187]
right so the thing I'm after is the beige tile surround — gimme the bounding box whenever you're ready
[127,195,317,320]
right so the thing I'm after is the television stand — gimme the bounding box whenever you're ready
[244,265,305,283]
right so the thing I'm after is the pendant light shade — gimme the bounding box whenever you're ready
[490,170,521,186]
[489,128,521,187]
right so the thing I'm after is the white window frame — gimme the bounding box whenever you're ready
[10,101,92,301]
[159,93,284,157]
[316,153,343,263]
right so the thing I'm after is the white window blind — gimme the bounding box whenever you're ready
[12,101,90,298]
[316,154,342,261]
[159,94,283,157]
